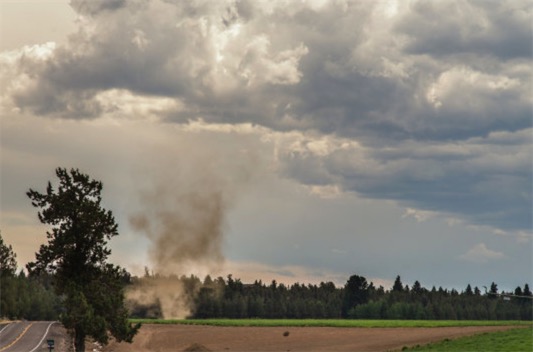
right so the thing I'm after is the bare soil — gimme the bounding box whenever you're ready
[100,324,521,352]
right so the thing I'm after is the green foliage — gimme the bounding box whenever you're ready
[128,273,343,320]
[0,272,61,320]
[407,327,533,351]
[1,233,59,320]
[393,275,404,292]
[26,168,118,278]
[127,272,532,321]
[26,168,139,351]
[0,231,17,277]
[342,275,369,317]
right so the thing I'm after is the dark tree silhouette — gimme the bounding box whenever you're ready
[342,274,369,317]
[0,231,17,277]
[27,168,139,352]
[465,284,473,296]
[489,282,498,299]
[392,275,404,292]
[524,284,532,297]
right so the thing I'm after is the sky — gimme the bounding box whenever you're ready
[0,0,531,292]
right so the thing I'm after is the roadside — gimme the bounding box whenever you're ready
[47,323,73,352]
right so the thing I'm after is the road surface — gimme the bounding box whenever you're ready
[0,321,57,352]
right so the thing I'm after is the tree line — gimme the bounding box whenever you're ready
[346,275,532,321]
[4,243,532,322]
[126,271,532,321]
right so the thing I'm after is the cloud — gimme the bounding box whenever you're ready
[397,1,532,60]
[237,36,309,86]
[402,208,436,222]
[461,243,505,263]
[2,0,312,120]
[3,0,528,137]
[1,0,531,235]
[278,128,532,231]
[70,0,127,16]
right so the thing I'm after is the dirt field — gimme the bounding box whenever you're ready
[100,324,521,352]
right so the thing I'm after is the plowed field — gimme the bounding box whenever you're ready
[100,324,520,351]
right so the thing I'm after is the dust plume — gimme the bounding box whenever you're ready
[130,190,227,276]
[125,131,261,318]
[126,275,195,319]
[127,190,227,319]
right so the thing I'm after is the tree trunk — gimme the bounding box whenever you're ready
[74,326,85,352]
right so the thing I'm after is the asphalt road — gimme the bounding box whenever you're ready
[0,321,56,352]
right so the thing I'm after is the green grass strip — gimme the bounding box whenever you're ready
[129,319,533,328]
[405,327,533,351]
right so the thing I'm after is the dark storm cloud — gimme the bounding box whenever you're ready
[397,1,532,60]
[70,0,128,16]
[6,0,530,139]
[2,0,531,233]
[280,129,532,231]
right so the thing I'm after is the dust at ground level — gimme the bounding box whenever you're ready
[100,324,528,352]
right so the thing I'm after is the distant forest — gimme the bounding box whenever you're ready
[128,272,533,321]
[1,269,532,321]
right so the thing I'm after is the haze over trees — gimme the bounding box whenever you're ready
[1,251,531,322]
[26,168,139,352]
[0,167,531,331]
[0,231,60,320]
[127,272,532,321]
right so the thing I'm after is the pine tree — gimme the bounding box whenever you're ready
[27,168,139,351]
[341,274,369,317]
[392,275,404,292]
[0,231,17,277]
[523,284,532,296]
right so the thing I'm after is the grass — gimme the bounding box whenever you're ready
[404,326,533,351]
[130,318,533,328]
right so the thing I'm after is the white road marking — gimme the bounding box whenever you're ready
[28,321,56,352]
[0,323,11,335]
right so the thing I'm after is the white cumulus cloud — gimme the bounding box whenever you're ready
[461,243,505,263]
